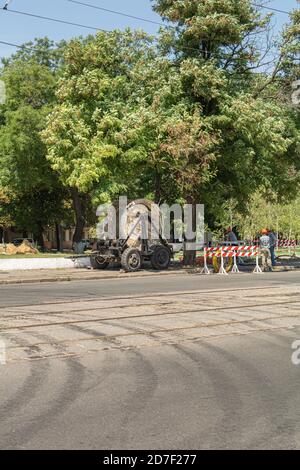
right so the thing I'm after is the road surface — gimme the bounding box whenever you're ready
[1,271,300,449]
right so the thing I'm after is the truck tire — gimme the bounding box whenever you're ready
[90,255,109,270]
[150,245,171,270]
[121,248,142,272]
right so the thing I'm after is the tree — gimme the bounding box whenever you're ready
[42,2,299,259]
[42,30,156,242]
[234,192,300,241]
[119,0,299,263]
[153,0,273,69]
[2,37,66,70]
[0,188,12,242]
[0,39,67,249]
[254,3,300,100]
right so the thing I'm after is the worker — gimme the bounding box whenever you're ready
[260,229,272,271]
[225,227,237,244]
[268,229,277,267]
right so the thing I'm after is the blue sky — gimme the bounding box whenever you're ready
[0,0,298,59]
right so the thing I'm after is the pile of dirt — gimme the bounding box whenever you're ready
[17,240,39,254]
[0,241,39,255]
[4,244,18,255]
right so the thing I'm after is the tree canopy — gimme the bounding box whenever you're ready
[0,39,67,247]
[0,1,299,257]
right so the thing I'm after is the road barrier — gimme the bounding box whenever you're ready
[250,239,299,248]
[278,239,298,248]
[202,246,261,275]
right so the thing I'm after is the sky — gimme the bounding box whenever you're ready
[0,0,299,59]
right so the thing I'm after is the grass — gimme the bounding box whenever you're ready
[1,247,298,261]
[277,249,300,257]
[0,253,74,259]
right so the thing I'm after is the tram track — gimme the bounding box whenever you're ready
[3,284,300,365]
[3,303,300,356]
[2,276,300,449]
[0,283,291,310]
[1,298,300,332]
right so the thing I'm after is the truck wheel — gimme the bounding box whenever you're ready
[121,248,142,272]
[90,255,109,270]
[150,246,171,270]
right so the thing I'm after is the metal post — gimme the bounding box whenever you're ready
[253,251,263,274]
[231,251,240,274]
[218,247,228,275]
[201,247,211,275]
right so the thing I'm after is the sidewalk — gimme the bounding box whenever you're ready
[0,260,300,285]
[0,265,188,285]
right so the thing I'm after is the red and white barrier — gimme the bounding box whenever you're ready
[202,246,261,275]
[250,239,299,248]
[278,240,298,247]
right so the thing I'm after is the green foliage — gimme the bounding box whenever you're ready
[0,188,12,228]
[150,0,300,218]
[0,40,67,241]
[235,192,300,240]
[280,7,300,86]
[42,30,156,203]
[2,37,66,70]
[1,1,300,249]
[153,0,271,66]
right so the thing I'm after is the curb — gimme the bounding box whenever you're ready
[0,268,191,285]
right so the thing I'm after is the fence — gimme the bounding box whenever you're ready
[249,239,299,248]
[202,245,262,276]
[277,240,298,248]
[200,238,299,275]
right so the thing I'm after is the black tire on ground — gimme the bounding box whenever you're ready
[90,255,109,270]
[150,245,171,270]
[121,248,142,272]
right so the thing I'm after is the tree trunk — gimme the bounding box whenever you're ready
[154,170,162,204]
[34,224,45,251]
[183,248,196,266]
[71,188,86,244]
[55,223,63,252]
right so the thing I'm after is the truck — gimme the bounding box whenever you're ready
[90,199,174,272]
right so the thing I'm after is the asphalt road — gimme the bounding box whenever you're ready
[1,272,300,450]
[0,270,298,307]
